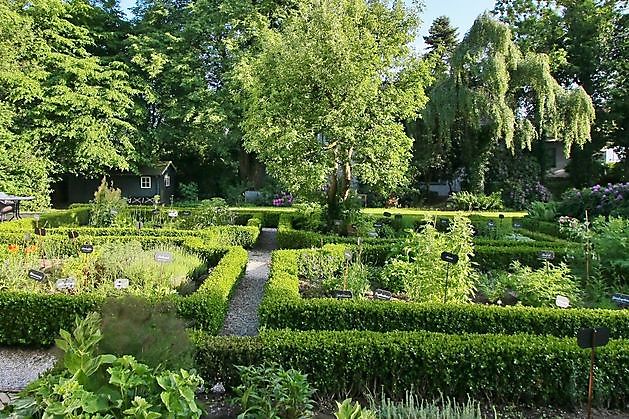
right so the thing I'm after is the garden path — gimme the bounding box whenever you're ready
[220,227,277,336]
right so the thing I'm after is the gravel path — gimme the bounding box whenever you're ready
[0,347,57,392]
[220,228,277,336]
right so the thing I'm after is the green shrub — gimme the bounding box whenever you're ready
[193,329,629,407]
[90,177,128,227]
[99,296,194,371]
[527,201,558,222]
[477,261,582,307]
[231,363,315,419]
[592,217,629,287]
[8,313,204,418]
[335,399,376,419]
[291,203,324,232]
[473,245,572,271]
[385,217,476,303]
[448,192,503,211]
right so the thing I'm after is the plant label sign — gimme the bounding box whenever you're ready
[56,278,76,290]
[383,212,392,218]
[374,289,392,301]
[513,222,522,229]
[155,251,173,263]
[168,210,178,218]
[440,252,459,264]
[538,251,555,261]
[440,218,449,225]
[28,269,45,282]
[114,278,129,289]
[68,231,79,239]
[612,293,629,307]
[335,290,353,299]
[80,244,94,254]
[499,214,505,219]
[34,228,46,236]
[33,214,40,221]
[373,223,382,228]
[368,231,378,238]
[577,327,610,349]
[182,210,191,216]
[555,295,570,308]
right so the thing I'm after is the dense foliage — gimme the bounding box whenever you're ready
[8,313,204,418]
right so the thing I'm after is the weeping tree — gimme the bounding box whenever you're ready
[423,13,595,193]
[236,0,431,219]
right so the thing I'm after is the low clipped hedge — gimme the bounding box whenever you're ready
[0,244,248,346]
[193,329,629,407]
[521,218,566,238]
[40,207,91,227]
[259,249,629,338]
[0,224,260,248]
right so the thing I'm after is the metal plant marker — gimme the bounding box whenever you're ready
[577,327,610,419]
[440,252,459,303]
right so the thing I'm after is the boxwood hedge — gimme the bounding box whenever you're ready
[0,243,247,346]
[259,250,629,338]
[193,329,629,407]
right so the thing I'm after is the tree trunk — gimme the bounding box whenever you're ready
[340,148,353,202]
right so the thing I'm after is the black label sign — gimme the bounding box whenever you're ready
[612,293,629,307]
[68,231,79,239]
[499,214,505,219]
[34,228,46,236]
[80,244,94,254]
[28,269,45,282]
[441,252,459,264]
[335,290,353,299]
[440,218,450,226]
[182,210,192,216]
[577,327,610,349]
[538,251,555,261]
[374,289,392,301]
[383,212,392,217]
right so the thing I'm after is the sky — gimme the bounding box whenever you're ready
[415,0,496,51]
[118,0,497,52]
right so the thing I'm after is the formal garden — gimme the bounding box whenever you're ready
[1,0,628,416]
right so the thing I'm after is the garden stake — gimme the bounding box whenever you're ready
[584,210,591,285]
[443,263,450,304]
[587,344,595,419]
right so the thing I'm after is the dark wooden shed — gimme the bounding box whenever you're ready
[62,161,177,205]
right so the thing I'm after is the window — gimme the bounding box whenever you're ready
[140,176,151,189]
[164,174,171,187]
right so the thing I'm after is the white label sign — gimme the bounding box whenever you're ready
[114,278,129,289]
[56,278,76,290]
[154,251,173,263]
[555,295,570,308]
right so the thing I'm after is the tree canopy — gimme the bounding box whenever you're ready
[422,13,595,192]
[237,0,432,215]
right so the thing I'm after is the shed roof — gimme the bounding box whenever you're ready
[135,161,176,176]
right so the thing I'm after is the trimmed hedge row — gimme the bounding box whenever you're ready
[0,244,248,346]
[193,329,629,406]
[259,249,629,338]
[0,224,260,248]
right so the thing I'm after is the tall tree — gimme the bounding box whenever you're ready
[0,0,138,208]
[236,0,431,218]
[493,0,629,184]
[423,15,458,69]
[423,13,595,193]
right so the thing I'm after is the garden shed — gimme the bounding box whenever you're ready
[60,161,177,205]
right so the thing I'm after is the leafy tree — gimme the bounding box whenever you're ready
[493,0,629,184]
[236,0,431,219]
[422,13,595,193]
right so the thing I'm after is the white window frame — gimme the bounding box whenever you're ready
[164,174,171,187]
[140,176,151,189]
